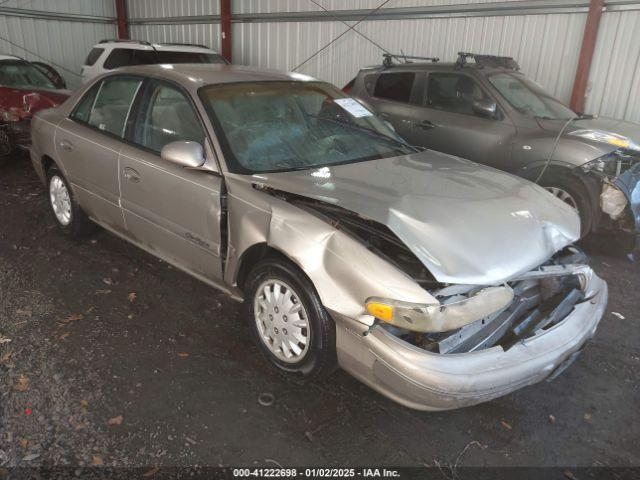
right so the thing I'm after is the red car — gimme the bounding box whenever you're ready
[1,54,70,160]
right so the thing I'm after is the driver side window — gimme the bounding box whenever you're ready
[129,80,205,154]
[426,73,492,117]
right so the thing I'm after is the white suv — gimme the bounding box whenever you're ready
[81,39,228,84]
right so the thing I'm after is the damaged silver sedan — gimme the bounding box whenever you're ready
[30,65,607,410]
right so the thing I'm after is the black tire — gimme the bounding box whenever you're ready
[46,166,94,237]
[540,173,594,237]
[0,128,13,161]
[244,257,337,378]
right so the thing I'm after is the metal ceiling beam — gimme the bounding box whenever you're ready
[0,6,115,23]
[570,0,605,112]
[127,0,640,25]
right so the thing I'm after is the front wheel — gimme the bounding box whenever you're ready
[541,174,594,237]
[244,258,337,378]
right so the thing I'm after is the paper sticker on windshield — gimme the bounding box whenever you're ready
[334,98,373,118]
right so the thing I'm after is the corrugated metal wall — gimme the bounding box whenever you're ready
[586,9,640,122]
[125,0,640,122]
[0,0,115,17]
[0,0,116,89]
[3,1,637,122]
[233,13,588,104]
[126,0,221,52]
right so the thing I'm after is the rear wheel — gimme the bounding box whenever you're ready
[244,258,337,378]
[46,166,94,237]
[541,174,594,237]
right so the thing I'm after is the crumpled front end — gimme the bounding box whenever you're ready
[610,159,640,233]
[333,248,607,410]
[227,172,606,410]
[583,151,640,247]
[1,86,68,152]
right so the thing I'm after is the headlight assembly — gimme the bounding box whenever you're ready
[570,129,640,153]
[366,285,515,333]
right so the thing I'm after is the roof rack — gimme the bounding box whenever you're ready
[98,39,153,46]
[382,53,439,68]
[456,52,520,70]
[157,42,211,50]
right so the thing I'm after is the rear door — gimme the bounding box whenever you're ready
[362,70,429,145]
[119,78,224,283]
[416,71,516,166]
[56,75,143,232]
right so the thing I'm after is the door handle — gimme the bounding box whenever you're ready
[416,120,437,130]
[123,167,141,183]
[59,140,73,152]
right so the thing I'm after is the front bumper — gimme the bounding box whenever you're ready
[334,272,607,411]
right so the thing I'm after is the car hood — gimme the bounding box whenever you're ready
[252,151,580,285]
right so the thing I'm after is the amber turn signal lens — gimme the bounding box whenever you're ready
[366,302,394,322]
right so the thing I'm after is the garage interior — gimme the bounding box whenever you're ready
[1,0,639,474]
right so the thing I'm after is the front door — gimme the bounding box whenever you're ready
[415,71,516,168]
[56,75,143,232]
[119,79,224,283]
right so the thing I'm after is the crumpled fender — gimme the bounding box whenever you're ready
[517,136,617,177]
[613,160,640,230]
[224,176,436,321]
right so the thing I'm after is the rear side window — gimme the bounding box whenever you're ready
[155,51,227,64]
[373,72,416,103]
[84,48,104,66]
[103,48,157,69]
[71,83,101,123]
[129,80,205,153]
[71,76,143,137]
[364,74,377,96]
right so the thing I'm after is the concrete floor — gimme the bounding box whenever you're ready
[1,157,639,468]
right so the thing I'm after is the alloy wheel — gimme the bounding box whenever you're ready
[545,186,579,211]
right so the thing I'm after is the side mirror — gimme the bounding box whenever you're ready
[161,141,205,168]
[472,100,497,119]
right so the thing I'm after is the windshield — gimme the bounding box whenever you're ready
[200,81,414,174]
[0,60,57,90]
[488,72,575,120]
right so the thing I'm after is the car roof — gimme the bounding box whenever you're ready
[94,41,219,54]
[114,63,318,88]
[0,54,22,61]
[359,62,510,75]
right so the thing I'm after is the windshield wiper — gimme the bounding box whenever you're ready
[309,115,419,153]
